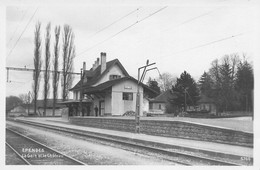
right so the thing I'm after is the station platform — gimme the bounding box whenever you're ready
[10,117,253,161]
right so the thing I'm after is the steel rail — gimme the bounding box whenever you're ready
[7,119,243,166]
[6,142,31,165]
[6,128,86,165]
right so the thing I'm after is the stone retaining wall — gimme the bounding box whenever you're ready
[69,117,253,147]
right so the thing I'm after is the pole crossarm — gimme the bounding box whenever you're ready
[141,67,157,82]
[6,66,81,75]
[138,62,156,70]
[139,62,156,83]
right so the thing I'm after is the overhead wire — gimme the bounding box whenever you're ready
[136,6,223,46]
[162,7,220,32]
[8,7,39,57]
[76,6,168,57]
[76,7,141,57]
[86,6,142,40]
[7,7,29,47]
[78,6,218,59]
[161,32,247,58]
[8,79,33,93]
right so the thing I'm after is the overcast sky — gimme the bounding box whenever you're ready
[3,0,260,98]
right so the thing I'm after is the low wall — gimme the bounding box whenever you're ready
[69,117,253,147]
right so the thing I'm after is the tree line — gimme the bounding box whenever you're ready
[199,53,253,113]
[33,22,75,116]
[147,53,254,114]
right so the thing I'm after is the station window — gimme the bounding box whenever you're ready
[123,92,133,101]
[109,74,121,80]
[75,91,78,100]
[149,103,153,109]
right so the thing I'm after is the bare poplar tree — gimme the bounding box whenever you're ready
[62,24,75,101]
[52,25,61,116]
[18,93,29,104]
[32,22,42,116]
[43,22,51,116]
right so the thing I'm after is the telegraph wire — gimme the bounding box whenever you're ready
[139,6,167,23]
[8,79,33,93]
[7,8,29,46]
[161,32,246,58]
[162,7,220,32]
[77,6,141,56]
[7,7,38,57]
[86,7,142,40]
[136,7,222,46]
[77,6,168,57]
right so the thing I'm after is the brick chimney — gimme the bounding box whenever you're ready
[97,58,100,66]
[101,52,106,74]
[83,62,86,71]
[93,60,98,70]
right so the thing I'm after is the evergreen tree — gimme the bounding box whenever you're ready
[198,71,213,97]
[208,55,240,112]
[235,60,254,112]
[147,77,160,98]
[219,59,234,111]
[172,71,199,111]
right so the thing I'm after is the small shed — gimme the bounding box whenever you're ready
[149,89,178,114]
[8,105,28,117]
[197,95,217,114]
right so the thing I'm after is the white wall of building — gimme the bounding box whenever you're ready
[111,80,144,116]
[94,64,126,86]
[104,92,112,115]
[150,103,166,114]
[73,90,80,100]
[143,98,149,113]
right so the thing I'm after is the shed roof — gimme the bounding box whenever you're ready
[149,89,178,103]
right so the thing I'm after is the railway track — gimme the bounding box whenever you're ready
[6,128,86,165]
[6,142,30,165]
[7,119,245,165]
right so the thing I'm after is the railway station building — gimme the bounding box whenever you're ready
[68,52,158,116]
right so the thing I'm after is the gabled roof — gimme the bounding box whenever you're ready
[71,59,129,91]
[149,89,178,103]
[9,105,26,111]
[81,76,159,95]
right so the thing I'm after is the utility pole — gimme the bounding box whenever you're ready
[79,68,83,116]
[28,91,31,115]
[7,68,9,82]
[135,60,156,133]
[184,88,187,112]
[252,89,254,121]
